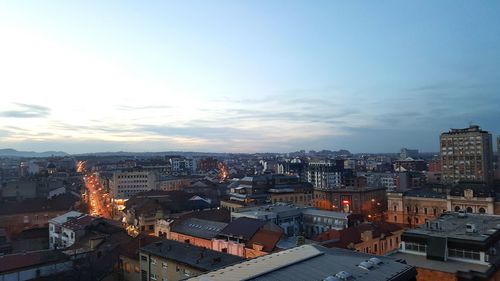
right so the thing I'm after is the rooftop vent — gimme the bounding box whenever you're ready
[335,271,352,280]
[466,223,478,233]
[369,257,383,265]
[358,261,374,270]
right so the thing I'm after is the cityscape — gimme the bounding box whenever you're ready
[1,1,500,281]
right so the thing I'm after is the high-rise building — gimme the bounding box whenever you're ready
[440,125,493,183]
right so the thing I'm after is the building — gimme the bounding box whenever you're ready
[139,239,244,281]
[119,235,161,281]
[122,190,214,236]
[48,211,96,249]
[313,186,386,216]
[391,212,500,281]
[301,208,349,237]
[0,193,78,236]
[387,189,447,226]
[188,244,417,281]
[213,217,283,258]
[306,160,344,189]
[387,184,497,226]
[110,171,158,199]
[0,249,72,281]
[313,221,403,255]
[440,125,494,183]
[394,159,427,172]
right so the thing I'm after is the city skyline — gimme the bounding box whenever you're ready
[1,1,499,154]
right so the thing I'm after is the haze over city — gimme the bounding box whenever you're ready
[1,1,499,154]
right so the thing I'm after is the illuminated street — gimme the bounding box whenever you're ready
[83,173,112,219]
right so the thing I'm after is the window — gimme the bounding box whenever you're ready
[424,208,428,215]
[405,242,426,253]
[393,205,397,212]
[141,255,148,261]
[479,207,486,214]
[448,248,480,260]
[162,262,168,269]
[433,208,437,216]
[466,207,473,213]
[394,216,397,222]
[374,244,378,252]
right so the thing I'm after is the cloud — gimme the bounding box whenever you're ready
[0,103,51,118]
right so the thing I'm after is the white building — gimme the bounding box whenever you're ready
[110,171,158,199]
[49,211,95,249]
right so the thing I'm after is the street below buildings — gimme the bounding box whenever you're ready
[83,173,112,219]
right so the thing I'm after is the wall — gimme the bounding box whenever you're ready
[415,267,456,281]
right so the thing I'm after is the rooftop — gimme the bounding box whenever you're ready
[401,188,447,199]
[172,218,228,240]
[0,249,69,273]
[219,217,266,240]
[301,208,350,219]
[187,245,416,281]
[49,211,84,224]
[403,212,500,242]
[0,193,78,216]
[140,240,244,272]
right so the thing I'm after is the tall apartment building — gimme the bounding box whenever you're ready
[307,160,344,189]
[110,171,158,199]
[440,125,493,183]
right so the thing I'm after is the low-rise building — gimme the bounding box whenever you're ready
[387,184,497,226]
[188,244,417,281]
[0,193,78,236]
[48,211,96,249]
[140,240,244,281]
[391,212,500,281]
[0,249,72,281]
[313,221,403,255]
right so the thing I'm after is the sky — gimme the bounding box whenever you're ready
[0,1,499,154]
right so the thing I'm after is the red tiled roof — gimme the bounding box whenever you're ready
[247,228,283,252]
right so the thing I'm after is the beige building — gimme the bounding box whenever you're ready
[110,171,158,199]
[387,185,497,227]
[139,240,243,281]
[440,125,494,183]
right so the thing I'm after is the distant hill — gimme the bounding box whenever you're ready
[0,148,70,158]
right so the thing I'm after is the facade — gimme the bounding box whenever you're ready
[394,159,427,172]
[387,185,496,226]
[313,221,404,256]
[440,125,494,183]
[391,212,500,281]
[188,244,417,281]
[139,240,243,281]
[387,189,447,226]
[313,186,386,216]
[110,171,158,199]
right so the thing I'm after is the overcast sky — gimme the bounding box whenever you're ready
[0,1,499,154]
